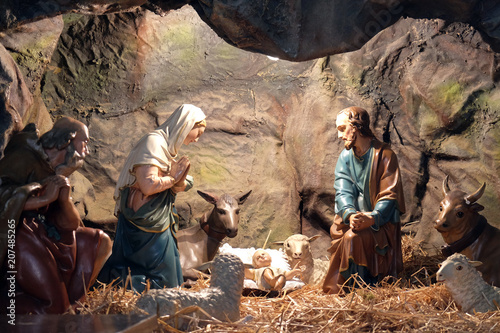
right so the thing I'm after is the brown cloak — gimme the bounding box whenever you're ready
[0,126,103,314]
[323,140,405,294]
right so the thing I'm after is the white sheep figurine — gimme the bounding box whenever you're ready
[274,234,329,286]
[437,253,500,314]
[135,254,244,330]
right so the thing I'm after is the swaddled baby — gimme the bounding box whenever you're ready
[245,249,302,290]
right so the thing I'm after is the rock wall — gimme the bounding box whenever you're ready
[1,6,499,256]
[320,19,500,251]
[41,8,312,249]
[0,16,63,157]
[2,1,500,61]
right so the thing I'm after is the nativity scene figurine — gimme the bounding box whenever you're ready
[323,106,405,294]
[98,104,206,292]
[435,176,500,287]
[244,249,302,291]
[0,117,112,314]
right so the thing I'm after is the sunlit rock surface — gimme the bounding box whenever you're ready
[0,5,499,255]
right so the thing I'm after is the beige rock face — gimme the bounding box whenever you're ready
[4,18,63,117]
[38,8,313,250]
[1,6,499,257]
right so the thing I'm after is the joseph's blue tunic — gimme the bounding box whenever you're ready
[335,145,400,230]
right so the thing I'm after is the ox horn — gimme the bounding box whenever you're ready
[442,175,451,196]
[465,182,486,204]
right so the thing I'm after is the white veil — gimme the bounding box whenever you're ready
[113,104,206,215]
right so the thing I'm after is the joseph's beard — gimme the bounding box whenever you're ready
[344,139,355,150]
[55,144,85,176]
[344,133,356,150]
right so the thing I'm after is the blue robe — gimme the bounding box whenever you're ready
[98,178,192,292]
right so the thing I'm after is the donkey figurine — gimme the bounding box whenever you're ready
[177,190,252,281]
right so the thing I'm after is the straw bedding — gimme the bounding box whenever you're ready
[76,236,500,332]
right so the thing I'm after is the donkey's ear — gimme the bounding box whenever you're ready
[197,190,218,205]
[237,190,252,205]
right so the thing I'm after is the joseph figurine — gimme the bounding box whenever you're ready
[323,106,405,294]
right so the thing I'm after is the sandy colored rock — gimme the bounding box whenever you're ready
[0,6,499,258]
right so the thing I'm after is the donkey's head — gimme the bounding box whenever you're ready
[198,190,252,238]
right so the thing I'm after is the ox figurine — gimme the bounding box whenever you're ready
[434,175,500,287]
[177,190,252,281]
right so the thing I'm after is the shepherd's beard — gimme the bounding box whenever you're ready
[55,144,85,176]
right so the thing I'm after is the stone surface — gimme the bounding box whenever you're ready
[39,8,313,250]
[0,6,499,257]
[0,43,29,158]
[0,16,63,156]
[320,18,500,250]
[2,1,500,60]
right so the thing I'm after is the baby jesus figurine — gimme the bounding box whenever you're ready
[245,249,303,290]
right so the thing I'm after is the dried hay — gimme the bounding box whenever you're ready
[77,235,500,332]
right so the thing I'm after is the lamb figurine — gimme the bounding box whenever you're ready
[135,254,244,330]
[436,253,500,314]
[274,234,329,286]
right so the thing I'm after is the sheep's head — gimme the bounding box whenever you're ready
[436,253,483,285]
[274,234,321,262]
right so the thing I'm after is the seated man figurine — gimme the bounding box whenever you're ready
[323,106,405,294]
[245,249,302,290]
[0,117,112,314]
